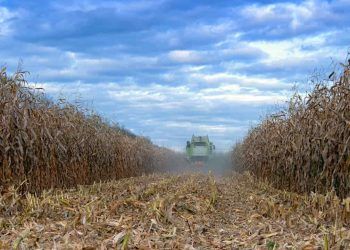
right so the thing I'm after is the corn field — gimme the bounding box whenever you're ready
[0,68,183,193]
[232,62,350,198]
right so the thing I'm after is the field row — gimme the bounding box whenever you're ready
[233,64,350,198]
[0,69,187,193]
[1,173,349,249]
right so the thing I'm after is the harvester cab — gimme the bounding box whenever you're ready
[186,135,215,166]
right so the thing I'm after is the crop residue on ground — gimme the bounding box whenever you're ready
[1,173,349,249]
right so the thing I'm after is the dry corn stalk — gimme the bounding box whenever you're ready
[232,61,350,199]
[0,68,187,193]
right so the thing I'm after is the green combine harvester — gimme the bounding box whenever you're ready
[186,135,215,165]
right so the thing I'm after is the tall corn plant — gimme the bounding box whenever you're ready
[233,64,350,198]
[0,69,182,193]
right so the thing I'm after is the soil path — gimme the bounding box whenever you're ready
[1,173,349,249]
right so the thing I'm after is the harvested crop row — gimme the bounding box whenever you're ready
[232,62,350,198]
[0,69,185,193]
[1,173,349,249]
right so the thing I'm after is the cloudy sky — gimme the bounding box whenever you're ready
[0,0,349,151]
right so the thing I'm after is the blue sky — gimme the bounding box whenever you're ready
[0,0,349,151]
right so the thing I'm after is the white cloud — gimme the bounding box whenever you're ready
[0,7,16,36]
[26,52,160,81]
[184,22,233,38]
[164,121,245,134]
[3,0,349,151]
[165,44,266,66]
[29,80,270,150]
[35,79,288,112]
[155,21,234,48]
[168,50,204,64]
[30,82,64,94]
[244,32,348,73]
[188,72,291,90]
[240,0,329,30]
[248,35,325,59]
[53,0,165,13]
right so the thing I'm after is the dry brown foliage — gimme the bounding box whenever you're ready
[0,68,183,193]
[1,173,350,249]
[233,62,350,198]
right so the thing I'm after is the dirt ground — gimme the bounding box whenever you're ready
[1,172,349,249]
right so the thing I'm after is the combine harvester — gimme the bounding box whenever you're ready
[186,135,215,167]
